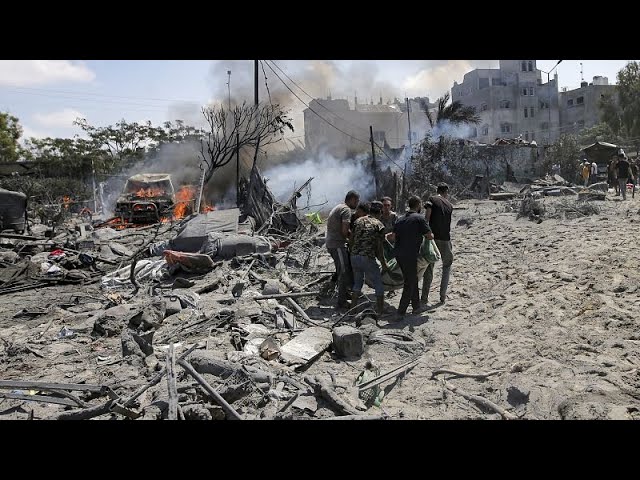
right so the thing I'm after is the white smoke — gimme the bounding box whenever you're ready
[431,120,474,140]
[263,151,375,212]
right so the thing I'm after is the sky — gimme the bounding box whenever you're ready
[0,60,634,142]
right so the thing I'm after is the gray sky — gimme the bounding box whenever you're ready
[0,60,633,140]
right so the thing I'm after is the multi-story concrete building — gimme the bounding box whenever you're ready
[451,60,560,145]
[558,76,617,136]
[303,96,433,158]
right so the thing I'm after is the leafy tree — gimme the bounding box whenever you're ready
[579,122,623,146]
[0,112,24,162]
[543,134,581,180]
[199,102,293,184]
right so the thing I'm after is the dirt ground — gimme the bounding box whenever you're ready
[2,193,640,420]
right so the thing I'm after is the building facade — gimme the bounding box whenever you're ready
[558,76,617,136]
[303,97,432,158]
[451,60,561,145]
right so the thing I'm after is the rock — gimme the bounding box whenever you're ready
[332,325,364,358]
[172,277,195,289]
[109,242,133,257]
[164,297,183,317]
[291,394,318,413]
[262,281,281,295]
[182,404,213,421]
[0,251,20,264]
[506,385,530,407]
[259,337,281,361]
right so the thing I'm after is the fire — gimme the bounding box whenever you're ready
[62,196,71,209]
[136,187,165,198]
[202,200,215,213]
[173,185,196,219]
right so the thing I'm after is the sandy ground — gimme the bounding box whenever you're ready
[2,193,640,420]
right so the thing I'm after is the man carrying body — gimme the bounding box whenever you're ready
[326,190,359,308]
[422,183,454,305]
[389,195,433,319]
[350,201,389,315]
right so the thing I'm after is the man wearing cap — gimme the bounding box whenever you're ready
[422,183,454,305]
[617,153,631,201]
[350,201,389,315]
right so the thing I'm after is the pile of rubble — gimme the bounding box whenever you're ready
[0,168,425,420]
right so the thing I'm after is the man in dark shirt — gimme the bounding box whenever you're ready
[422,183,454,305]
[617,153,631,201]
[390,195,433,318]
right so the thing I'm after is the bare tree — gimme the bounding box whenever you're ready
[199,102,294,184]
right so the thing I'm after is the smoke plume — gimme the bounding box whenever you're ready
[263,151,375,212]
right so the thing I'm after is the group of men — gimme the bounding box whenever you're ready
[580,152,638,200]
[325,184,453,321]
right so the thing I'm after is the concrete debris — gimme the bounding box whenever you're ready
[332,326,364,358]
[2,164,637,421]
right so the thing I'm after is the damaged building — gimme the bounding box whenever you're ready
[303,96,434,158]
[451,60,561,145]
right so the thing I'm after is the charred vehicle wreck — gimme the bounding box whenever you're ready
[115,174,176,224]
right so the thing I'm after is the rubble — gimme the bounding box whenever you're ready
[3,160,638,422]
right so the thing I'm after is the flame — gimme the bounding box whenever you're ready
[62,196,71,209]
[136,187,165,198]
[202,200,215,213]
[173,185,196,219]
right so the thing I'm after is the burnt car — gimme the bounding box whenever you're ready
[0,188,27,233]
[115,174,175,223]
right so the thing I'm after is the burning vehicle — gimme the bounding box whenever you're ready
[115,174,176,224]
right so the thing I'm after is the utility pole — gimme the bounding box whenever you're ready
[90,158,98,214]
[405,97,413,151]
[254,60,259,106]
[236,133,240,207]
[370,125,379,198]
[227,70,231,111]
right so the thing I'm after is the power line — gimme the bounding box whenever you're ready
[263,61,370,146]
[259,60,273,108]
[267,60,371,135]
[264,61,406,174]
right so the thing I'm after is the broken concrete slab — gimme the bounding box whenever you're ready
[332,326,365,358]
[109,242,134,257]
[280,326,332,365]
[292,394,318,414]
